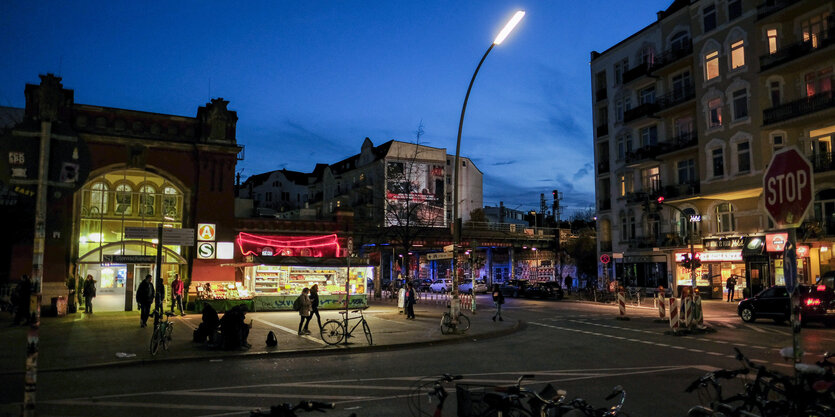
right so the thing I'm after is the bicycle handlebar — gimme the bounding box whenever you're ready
[297,401,335,411]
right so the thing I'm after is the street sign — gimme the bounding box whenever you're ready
[163,228,195,246]
[443,244,454,252]
[102,255,156,264]
[124,227,158,240]
[427,252,454,261]
[197,223,216,241]
[197,241,216,259]
[763,146,814,228]
[600,254,610,264]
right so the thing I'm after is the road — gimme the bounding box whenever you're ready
[2,296,832,417]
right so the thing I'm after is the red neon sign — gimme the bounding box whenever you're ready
[236,233,341,257]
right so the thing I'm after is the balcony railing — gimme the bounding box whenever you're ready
[623,63,651,84]
[596,88,608,102]
[760,28,835,71]
[597,160,610,174]
[597,124,608,137]
[623,102,658,123]
[625,143,661,164]
[648,42,693,73]
[656,84,695,111]
[657,131,698,155]
[598,199,611,211]
[811,151,835,173]
[763,91,835,125]
[757,0,801,20]
[661,182,700,199]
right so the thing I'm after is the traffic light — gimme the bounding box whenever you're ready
[682,252,701,270]
[655,196,664,211]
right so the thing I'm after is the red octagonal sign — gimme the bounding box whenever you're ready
[763,147,814,228]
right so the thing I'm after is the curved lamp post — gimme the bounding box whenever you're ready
[451,10,525,318]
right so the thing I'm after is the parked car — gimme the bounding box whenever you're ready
[737,285,835,326]
[522,281,565,300]
[459,279,488,294]
[430,279,453,293]
[412,279,433,292]
[499,280,529,297]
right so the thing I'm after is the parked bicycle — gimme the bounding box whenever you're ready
[250,400,340,417]
[149,310,175,356]
[321,309,372,345]
[407,373,463,417]
[440,305,470,335]
[625,287,641,307]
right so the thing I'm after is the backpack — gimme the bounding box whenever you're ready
[266,330,278,347]
[292,296,301,311]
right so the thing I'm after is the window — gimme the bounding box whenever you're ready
[715,203,735,233]
[708,98,722,128]
[614,58,628,84]
[139,184,156,216]
[639,86,656,104]
[598,106,608,127]
[677,159,696,185]
[728,0,741,20]
[629,211,636,240]
[730,40,745,69]
[737,141,751,173]
[617,136,625,159]
[639,125,658,147]
[671,31,689,51]
[767,29,778,54]
[641,167,660,193]
[802,13,830,49]
[115,183,132,215]
[703,5,717,32]
[771,133,784,152]
[620,213,628,240]
[732,89,748,120]
[596,71,607,92]
[89,182,108,215]
[806,68,833,97]
[769,81,781,107]
[674,117,694,138]
[162,186,179,217]
[672,71,692,98]
[626,133,633,154]
[679,208,699,238]
[712,148,725,177]
[615,99,624,122]
[705,51,719,80]
[619,174,633,197]
[641,46,655,66]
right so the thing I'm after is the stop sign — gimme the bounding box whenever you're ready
[763,147,814,228]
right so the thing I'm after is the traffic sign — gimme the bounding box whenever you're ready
[600,254,610,264]
[763,147,814,228]
[123,227,195,246]
[197,241,216,259]
[124,227,158,240]
[427,252,454,261]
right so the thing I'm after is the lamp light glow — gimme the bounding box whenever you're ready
[493,11,525,45]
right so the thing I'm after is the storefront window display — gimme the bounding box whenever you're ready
[675,251,745,298]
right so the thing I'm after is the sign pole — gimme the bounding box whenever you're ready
[785,227,801,383]
[153,225,164,329]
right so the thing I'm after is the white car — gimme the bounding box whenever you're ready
[430,279,453,293]
[459,280,488,294]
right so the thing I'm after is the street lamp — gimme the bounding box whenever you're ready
[451,10,525,320]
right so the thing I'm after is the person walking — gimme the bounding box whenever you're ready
[136,274,155,328]
[82,274,97,314]
[304,284,322,333]
[297,287,312,335]
[491,284,504,322]
[404,282,416,319]
[726,276,737,302]
[13,274,32,325]
[170,273,185,316]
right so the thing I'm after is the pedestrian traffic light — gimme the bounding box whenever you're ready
[656,196,665,210]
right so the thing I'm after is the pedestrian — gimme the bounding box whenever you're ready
[305,284,322,333]
[136,274,155,328]
[13,274,32,325]
[404,282,416,319]
[491,284,504,322]
[297,287,312,335]
[220,304,251,350]
[82,274,96,314]
[564,276,573,295]
[726,276,737,302]
[170,273,185,316]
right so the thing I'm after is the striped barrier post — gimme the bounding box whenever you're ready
[694,293,705,329]
[684,296,694,329]
[616,290,628,320]
[657,292,666,319]
[669,296,679,333]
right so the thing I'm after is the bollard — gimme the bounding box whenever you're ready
[657,292,666,319]
[684,296,694,329]
[694,293,705,329]
[669,297,679,333]
[616,289,629,320]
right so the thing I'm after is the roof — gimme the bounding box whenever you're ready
[329,139,393,175]
[0,106,24,131]
[590,0,688,61]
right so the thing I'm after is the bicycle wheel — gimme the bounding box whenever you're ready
[362,320,372,345]
[149,328,162,356]
[440,313,454,334]
[457,314,471,332]
[162,323,173,351]
[321,320,345,345]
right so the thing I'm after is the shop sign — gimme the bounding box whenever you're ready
[703,237,744,250]
[261,247,274,256]
[197,223,216,241]
[217,242,234,259]
[197,242,216,259]
[796,245,809,258]
[675,251,742,262]
[102,255,156,264]
[765,233,788,252]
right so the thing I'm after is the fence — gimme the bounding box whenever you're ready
[373,290,476,312]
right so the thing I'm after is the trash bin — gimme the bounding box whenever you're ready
[51,296,67,317]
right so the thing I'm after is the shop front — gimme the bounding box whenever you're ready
[674,250,744,299]
[616,255,667,289]
[765,232,812,291]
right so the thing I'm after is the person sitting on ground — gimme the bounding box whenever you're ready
[194,303,220,344]
[219,304,251,350]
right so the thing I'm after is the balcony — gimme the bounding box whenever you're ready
[599,241,613,252]
[801,217,835,239]
[811,151,835,173]
[623,102,658,123]
[596,88,608,102]
[760,28,835,72]
[625,144,661,164]
[757,0,801,20]
[655,84,695,112]
[661,182,700,199]
[597,124,608,137]
[657,131,698,156]
[623,63,651,84]
[597,160,610,175]
[763,91,835,125]
[648,42,693,73]
[598,199,611,211]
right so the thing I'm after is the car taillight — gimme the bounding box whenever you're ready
[805,298,822,306]
[817,285,827,292]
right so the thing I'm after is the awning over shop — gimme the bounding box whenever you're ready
[244,255,374,267]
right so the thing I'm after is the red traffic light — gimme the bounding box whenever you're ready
[657,196,665,204]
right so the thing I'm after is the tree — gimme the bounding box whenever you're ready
[563,227,597,281]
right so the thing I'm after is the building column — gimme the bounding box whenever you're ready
[487,247,493,286]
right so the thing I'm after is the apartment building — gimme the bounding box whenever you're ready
[592,0,834,298]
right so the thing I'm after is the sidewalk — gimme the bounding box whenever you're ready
[0,295,518,374]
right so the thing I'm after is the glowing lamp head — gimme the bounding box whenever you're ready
[657,196,665,204]
[493,11,525,45]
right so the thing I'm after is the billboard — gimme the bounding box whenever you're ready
[385,161,445,227]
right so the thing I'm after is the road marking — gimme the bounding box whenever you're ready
[252,318,326,345]
[45,399,249,412]
[742,323,768,333]
[175,316,197,331]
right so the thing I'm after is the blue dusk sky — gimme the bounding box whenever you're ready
[0,1,671,215]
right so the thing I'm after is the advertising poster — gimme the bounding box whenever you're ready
[385,161,445,227]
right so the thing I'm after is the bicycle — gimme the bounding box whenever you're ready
[407,373,463,417]
[321,309,372,345]
[250,400,342,417]
[626,287,641,307]
[150,310,175,356]
[440,305,470,335]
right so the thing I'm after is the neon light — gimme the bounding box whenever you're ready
[236,233,341,257]
[675,251,742,262]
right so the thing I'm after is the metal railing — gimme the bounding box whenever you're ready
[757,0,801,20]
[623,63,651,84]
[623,102,658,123]
[763,91,835,125]
[648,42,693,73]
[625,143,661,164]
[760,28,835,71]
[656,84,695,111]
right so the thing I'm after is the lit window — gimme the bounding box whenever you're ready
[115,184,132,215]
[89,182,109,215]
[708,98,722,128]
[732,89,748,120]
[705,51,719,80]
[806,68,833,97]
[712,148,724,177]
[162,186,179,217]
[730,40,745,69]
[716,203,735,233]
[139,184,156,216]
[737,142,751,173]
[767,29,778,54]
[802,13,829,49]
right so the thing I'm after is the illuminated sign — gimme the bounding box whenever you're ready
[197,242,216,259]
[197,223,216,241]
[385,161,445,227]
[796,245,809,258]
[237,233,341,257]
[217,242,234,259]
[689,215,701,222]
[766,233,788,252]
[675,251,742,262]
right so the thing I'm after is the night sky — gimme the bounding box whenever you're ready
[1,1,671,215]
